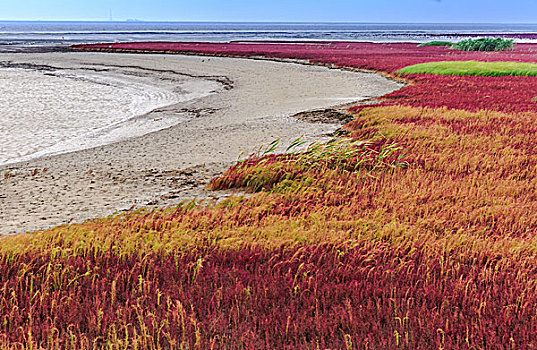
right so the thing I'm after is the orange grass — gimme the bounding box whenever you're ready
[5,106,537,255]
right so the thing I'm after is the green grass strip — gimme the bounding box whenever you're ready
[397,60,537,77]
[417,41,453,47]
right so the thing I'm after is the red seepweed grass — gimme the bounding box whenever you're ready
[2,41,537,348]
[2,240,537,349]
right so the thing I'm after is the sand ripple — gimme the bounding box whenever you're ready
[0,67,218,166]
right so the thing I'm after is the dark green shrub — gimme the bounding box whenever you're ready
[451,38,514,51]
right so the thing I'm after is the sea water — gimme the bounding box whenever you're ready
[1,21,537,50]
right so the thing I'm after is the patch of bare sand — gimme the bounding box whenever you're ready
[0,52,402,234]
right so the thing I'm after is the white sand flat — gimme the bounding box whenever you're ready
[0,67,219,165]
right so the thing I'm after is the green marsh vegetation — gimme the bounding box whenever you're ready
[419,37,514,51]
[397,60,537,77]
[417,41,452,47]
[452,37,514,51]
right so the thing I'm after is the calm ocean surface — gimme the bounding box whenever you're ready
[2,21,537,50]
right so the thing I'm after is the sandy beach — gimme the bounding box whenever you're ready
[0,52,402,234]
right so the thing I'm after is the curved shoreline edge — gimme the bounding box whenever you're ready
[70,42,408,83]
[0,51,402,234]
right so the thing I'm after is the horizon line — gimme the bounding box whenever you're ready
[0,20,537,25]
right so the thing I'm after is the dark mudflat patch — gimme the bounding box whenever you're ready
[292,108,354,124]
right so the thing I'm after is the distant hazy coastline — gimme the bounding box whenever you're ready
[2,21,537,51]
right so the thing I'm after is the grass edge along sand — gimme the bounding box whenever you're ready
[3,104,537,347]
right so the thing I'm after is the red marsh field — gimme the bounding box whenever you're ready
[3,40,537,348]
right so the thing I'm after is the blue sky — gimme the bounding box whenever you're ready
[0,0,536,23]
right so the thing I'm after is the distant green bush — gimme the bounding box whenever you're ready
[451,38,514,51]
[417,38,515,51]
[418,41,453,47]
